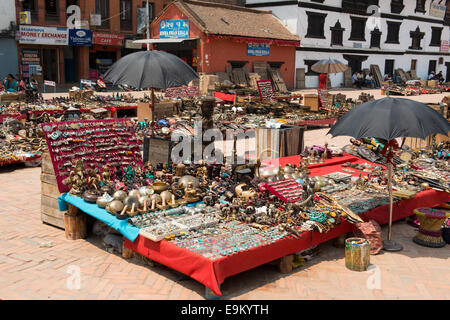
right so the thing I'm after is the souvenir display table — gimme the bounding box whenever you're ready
[56,151,449,297]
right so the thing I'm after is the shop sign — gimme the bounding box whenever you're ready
[93,32,125,46]
[21,49,40,65]
[44,80,56,87]
[429,0,446,19]
[80,79,93,85]
[160,19,189,39]
[125,40,142,49]
[20,11,31,24]
[19,25,68,45]
[247,43,270,56]
[68,29,92,46]
[441,40,449,52]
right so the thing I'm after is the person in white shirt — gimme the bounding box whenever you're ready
[428,71,435,80]
[365,73,376,88]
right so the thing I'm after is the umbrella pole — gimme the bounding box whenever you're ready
[151,88,155,111]
[383,145,403,252]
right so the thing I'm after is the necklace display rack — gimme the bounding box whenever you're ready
[41,118,143,193]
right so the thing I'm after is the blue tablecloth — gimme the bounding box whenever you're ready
[58,193,140,242]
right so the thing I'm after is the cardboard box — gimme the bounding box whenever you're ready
[427,80,437,88]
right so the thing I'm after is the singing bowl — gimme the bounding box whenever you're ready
[160,190,173,202]
[113,190,127,202]
[82,191,98,203]
[139,186,154,196]
[96,196,109,208]
[138,196,151,208]
[128,189,141,198]
[178,175,200,188]
[150,194,162,204]
[151,182,169,193]
[106,200,124,214]
[124,196,140,208]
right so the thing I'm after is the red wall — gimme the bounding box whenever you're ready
[151,3,296,89]
[203,38,295,89]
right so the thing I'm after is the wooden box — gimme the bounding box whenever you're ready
[137,101,153,121]
[137,101,176,122]
[41,152,66,229]
[143,136,174,166]
[303,94,320,112]
[427,80,437,88]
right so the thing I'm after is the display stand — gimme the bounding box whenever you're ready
[41,118,143,193]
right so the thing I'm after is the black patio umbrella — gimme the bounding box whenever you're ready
[328,97,450,251]
[103,50,198,105]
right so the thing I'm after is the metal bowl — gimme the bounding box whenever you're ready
[160,190,173,203]
[113,190,127,202]
[178,175,199,188]
[124,196,139,208]
[128,189,141,198]
[106,200,124,214]
[150,194,162,204]
[151,182,169,193]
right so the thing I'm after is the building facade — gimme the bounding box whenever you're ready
[15,0,174,84]
[246,0,450,88]
[150,0,300,88]
[0,0,19,81]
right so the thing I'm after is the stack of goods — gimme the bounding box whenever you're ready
[0,118,46,165]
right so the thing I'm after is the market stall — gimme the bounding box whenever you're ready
[53,152,448,297]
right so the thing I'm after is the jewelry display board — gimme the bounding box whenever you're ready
[256,80,275,101]
[318,89,331,110]
[165,86,201,99]
[41,118,143,193]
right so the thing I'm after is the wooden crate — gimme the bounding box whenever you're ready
[427,80,437,88]
[41,152,66,229]
[303,94,319,112]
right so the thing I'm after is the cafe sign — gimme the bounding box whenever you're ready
[19,25,68,45]
[93,32,125,46]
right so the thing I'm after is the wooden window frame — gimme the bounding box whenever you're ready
[305,11,327,39]
[349,16,367,41]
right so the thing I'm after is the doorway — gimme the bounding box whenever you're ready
[343,54,368,74]
[445,62,450,82]
[43,48,58,81]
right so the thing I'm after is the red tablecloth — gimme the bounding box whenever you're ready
[124,154,449,296]
[296,118,336,126]
[214,92,236,102]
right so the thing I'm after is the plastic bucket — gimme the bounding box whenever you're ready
[345,237,370,272]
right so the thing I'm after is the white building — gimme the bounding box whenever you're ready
[245,0,450,88]
[0,0,19,79]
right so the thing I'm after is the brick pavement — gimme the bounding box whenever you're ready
[0,163,449,300]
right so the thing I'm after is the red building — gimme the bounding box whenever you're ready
[150,0,300,88]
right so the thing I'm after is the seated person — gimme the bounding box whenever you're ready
[428,71,435,80]
[3,74,18,92]
[384,73,392,81]
[365,73,376,89]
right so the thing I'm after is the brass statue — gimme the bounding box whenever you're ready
[183,181,200,203]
